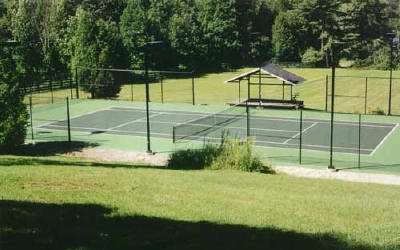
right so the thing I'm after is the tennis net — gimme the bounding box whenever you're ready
[173,104,247,143]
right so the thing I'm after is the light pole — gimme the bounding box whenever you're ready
[143,41,163,154]
[329,42,345,170]
[386,33,398,116]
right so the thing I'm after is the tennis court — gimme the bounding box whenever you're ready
[38,106,398,155]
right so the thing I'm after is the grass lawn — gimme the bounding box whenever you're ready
[29,67,400,115]
[1,154,399,249]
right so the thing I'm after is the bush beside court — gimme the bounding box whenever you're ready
[168,132,272,173]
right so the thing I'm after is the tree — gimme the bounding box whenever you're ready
[338,0,390,61]
[295,0,341,66]
[0,43,27,150]
[73,7,129,98]
[196,0,242,68]
[121,0,178,70]
[168,0,204,69]
[272,10,309,62]
[120,0,154,69]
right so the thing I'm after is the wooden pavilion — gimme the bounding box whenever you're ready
[225,63,306,109]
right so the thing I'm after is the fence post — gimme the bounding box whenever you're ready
[66,97,71,142]
[192,71,195,105]
[358,114,361,169]
[131,82,134,102]
[29,96,34,141]
[364,77,368,115]
[70,76,73,99]
[238,79,241,102]
[325,75,329,112]
[75,67,79,99]
[160,74,164,104]
[247,77,250,137]
[50,78,54,104]
[299,110,303,164]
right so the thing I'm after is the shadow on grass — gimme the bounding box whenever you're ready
[0,200,376,250]
[0,141,99,157]
[0,156,164,170]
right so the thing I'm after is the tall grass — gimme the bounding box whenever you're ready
[168,131,272,173]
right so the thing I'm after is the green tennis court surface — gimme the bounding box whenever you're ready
[39,107,398,155]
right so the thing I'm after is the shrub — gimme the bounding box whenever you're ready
[301,47,324,67]
[168,131,273,173]
[167,144,219,170]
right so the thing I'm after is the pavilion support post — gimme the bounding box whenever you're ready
[282,81,285,103]
[290,85,293,101]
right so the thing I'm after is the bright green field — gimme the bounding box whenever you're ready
[29,67,400,115]
[1,155,399,249]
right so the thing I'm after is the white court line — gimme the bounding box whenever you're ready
[283,122,318,144]
[112,107,395,128]
[41,124,169,137]
[368,123,399,156]
[133,119,299,133]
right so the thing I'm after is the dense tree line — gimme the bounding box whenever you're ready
[2,0,399,74]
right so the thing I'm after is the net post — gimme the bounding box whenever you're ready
[67,97,71,142]
[299,109,303,164]
[325,75,328,112]
[172,126,176,143]
[364,77,368,115]
[192,71,195,105]
[282,81,285,103]
[160,74,164,104]
[358,114,361,169]
[75,67,80,99]
[29,96,34,141]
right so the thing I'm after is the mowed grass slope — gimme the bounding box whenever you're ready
[1,155,399,249]
[31,67,400,114]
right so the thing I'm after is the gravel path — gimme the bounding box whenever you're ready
[273,166,400,186]
[65,148,400,186]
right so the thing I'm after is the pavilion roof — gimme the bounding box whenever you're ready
[225,63,306,85]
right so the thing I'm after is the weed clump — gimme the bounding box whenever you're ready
[168,131,273,173]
